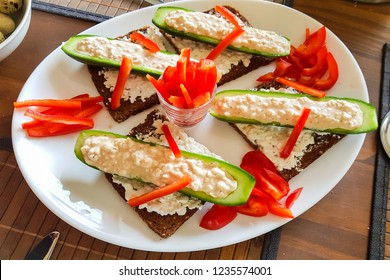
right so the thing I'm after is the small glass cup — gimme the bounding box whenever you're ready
[156,87,217,128]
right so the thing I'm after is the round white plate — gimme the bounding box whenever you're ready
[12,0,367,252]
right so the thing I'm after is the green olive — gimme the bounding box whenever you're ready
[0,12,16,35]
[0,0,23,14]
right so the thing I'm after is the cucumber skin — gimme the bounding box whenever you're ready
[74,130,256,206]
[61,35,175,78]
[209,90,378,134]
[152,6,290,58]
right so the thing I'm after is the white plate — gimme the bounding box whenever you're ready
[12,0,367,252]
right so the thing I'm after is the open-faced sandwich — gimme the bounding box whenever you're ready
[57,4,378,238]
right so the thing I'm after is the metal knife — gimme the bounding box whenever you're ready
[25,231,60,260]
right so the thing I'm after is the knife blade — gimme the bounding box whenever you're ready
[25,231,60,260]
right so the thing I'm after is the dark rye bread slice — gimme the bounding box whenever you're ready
[161,5,275,85]
[104,110,201,239]
[229,81,345,181]
[87,26,163,123]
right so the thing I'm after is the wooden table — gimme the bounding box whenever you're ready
[1,0,389,260]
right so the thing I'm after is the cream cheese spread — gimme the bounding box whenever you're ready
[213,94,364,131]
[75,36,178,71]
[80,135,237,199]
[165,10,290,55]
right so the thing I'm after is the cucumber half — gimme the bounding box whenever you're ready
[74,130,256,206]
[209,90,378,134]
[152,6,290,57]
[61,35,179,78]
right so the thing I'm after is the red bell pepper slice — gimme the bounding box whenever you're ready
[26,124,91,137]
[193,92,211,108]
[162,124,182,158]
[111,57,132,110]
[285,187,303,209]
[179,84,194,108]
[301,45,328,76]
[280,107,311,159]
[200,204,238,230]
[128,175,192,207]
[24,108,94,127]
[146,74,170,101]
[235,195,268,217]
[313,52,339,90]
[261,168,290,198]
[275,77,326,98]
[294,26,326,58]
[206,27,244,61]
[130,32,160,53]
[168,96,186,108]
[267,200,294,218]
[14,99,82,109]
[241,150,279,174]
[215,5,245,29]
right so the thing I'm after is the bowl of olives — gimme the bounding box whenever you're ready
[0,0,31,61]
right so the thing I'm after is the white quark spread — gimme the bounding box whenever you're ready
[75,36,178,71]
[213,94,364,131]
[165,10,290,55]
[235,124,317,171]
[102,71,155,103]
[80,134,237,203]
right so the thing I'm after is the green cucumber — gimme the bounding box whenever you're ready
[209,90,378,134]
[152,6,290,57]
[61,35,179,77]
[74,130,255,206]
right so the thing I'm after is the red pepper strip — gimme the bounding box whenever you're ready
[146,74,171,101]
[280,107,311,159]
[215,5,245,29]
[256,72,275,82]
[261,168,290,198]
[275,77,326,98]
[111,57,132,110]
[294,26,326,58]
[162,124,182,158]
[14,99,82,109]
[285,187,303,209]
[26,124,91,137]
[24,108,94,127]
[179,84,194,108]
[241,150,279,174]
[267,200,294,218]
[301,45,328,76]
[206,27,244,61]
[193,92,211,108]
[256,170,286,201]
[168,96,186,108]
[313,52,339,90]
[235,195,268,217]
[176,54,187,85]
[47,104,103,134]
[72,95,104,105]
[130,32,160,53]
[200,204,238,230]
[128,175,192,207]
[193,59,217,100]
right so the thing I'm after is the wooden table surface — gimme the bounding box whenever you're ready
[1,0,389,260]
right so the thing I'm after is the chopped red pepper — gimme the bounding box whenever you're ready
[128,175,192,207]
[285,187,303,209]
[162,124,182,158]
[267,200,294,218]
[130,32,160,53]
[179,84,193,108]
[111,57,132,110]
[235,195,268,217]
[280,107,311,159]
[294,26,326,58]
[200,204,238,230]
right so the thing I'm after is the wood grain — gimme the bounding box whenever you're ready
[1,0,390,259]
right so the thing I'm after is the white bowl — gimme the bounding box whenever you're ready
[0,0,32,61]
